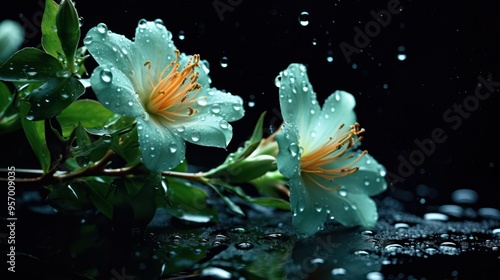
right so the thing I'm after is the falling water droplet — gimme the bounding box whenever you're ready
[298,11,310,26]
[178,30,185,40]
[220,56,228,68]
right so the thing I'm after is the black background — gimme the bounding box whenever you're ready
[2,0,500,209]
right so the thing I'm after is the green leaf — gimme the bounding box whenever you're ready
[248,197,290,211]
[57,99,116,138]
[41,0,63,59]
[164,178,218,223]
[0,81,20,134]
[46,182,93,213]
[0,48,63,82]
[85,176,114,218]
[85,114,135,136]
[207,182,245,216]
[19,101,51,173]
[111,126,141,166]
[70,124,111,167]
[56,0,80,73]
[123,175,160,224]
[26,76,85,120]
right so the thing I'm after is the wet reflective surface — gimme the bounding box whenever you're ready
[9,186,500,279]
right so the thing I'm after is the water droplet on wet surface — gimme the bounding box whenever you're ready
[96,23,107,34]
[234,242,253,250]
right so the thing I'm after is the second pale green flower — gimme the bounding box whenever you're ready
[275,63,387,237]
[84,19,244,171]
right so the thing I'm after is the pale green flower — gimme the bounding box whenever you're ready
[0,19,24,63]
[275,63,387,237]
[84,19,244,171]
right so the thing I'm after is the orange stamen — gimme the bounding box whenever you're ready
[145,50,203,122]
[300,122,366,190]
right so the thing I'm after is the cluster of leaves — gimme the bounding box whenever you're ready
[0,0,288,227]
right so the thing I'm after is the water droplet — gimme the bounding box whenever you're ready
[154,18,164,28]
[176,125,185,133]
[331,267,347,277]
[314,203,322,212]
[298,11,310,26]
[235,242,253,250]
[200,267,232,279]
[451,189,478,204]
[424,212,448,221]
[262,232,290,241]
[366,272,384,280]
[311,258,324,264]
[169,143,178,153]
[96,23,107,34]
[384,243,403,252]
[178,30,185,40]
[219,120,229,129]
[288,143,299,157]
[138,19,148,28]
[439,242,460,255]
[220,56,228,68]
[197,99,207,106]
[274,74,282,87]
[211,104,221,114]
[338,188,347,197]
[26,68,37,77]
[397,54,407,61]
[191,132,201,142]
[100,68,112,83]
[60,92,70,100]
[83,35,93,45]
[394,223,409,230]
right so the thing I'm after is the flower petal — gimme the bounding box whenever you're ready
[289,175,328,237]
[302,174,380,230]
[90,65,145,118]
[175,114,234,148]
[334,152,388,196]
[319,151,387,196]
[132,19,178,91]
[136,117,186,171]
[84,23,135,75]
[196,88,245,122]
[278,63,321,142]
[276,122,301,179]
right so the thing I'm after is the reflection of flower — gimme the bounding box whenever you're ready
[275,63,387,237]
[84,19,244,171]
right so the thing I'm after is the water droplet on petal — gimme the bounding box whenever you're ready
[96,23,107,34]
[331,268,347,277]
[210,104,221,114]
[100,68,112,83]
[154,18,164,28]
[176,125,185,133]
[138,19,148,28]
[288,143,299,157]
[169,143,178,153]
[191,132,201,142]
[219,120,229,129]
[83,35,93,45]
[197,99,207,106]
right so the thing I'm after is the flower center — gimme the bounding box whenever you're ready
[145,50,203,122]
[300,122,367,191]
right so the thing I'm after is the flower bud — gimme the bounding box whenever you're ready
[56,0,80,71]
